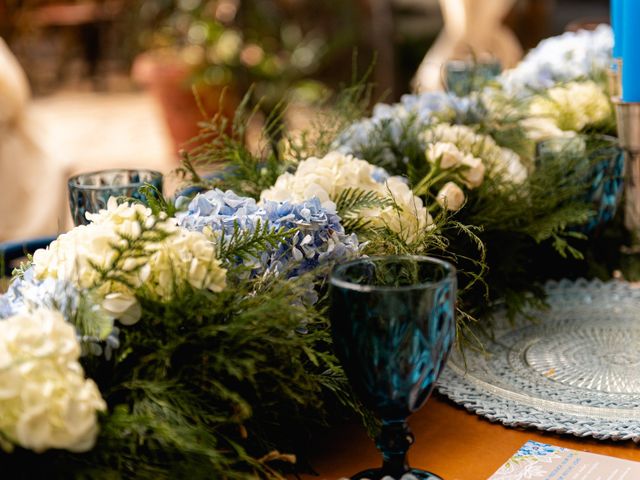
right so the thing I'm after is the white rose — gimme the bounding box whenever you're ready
[422,123,529,186]
[521,117,577,142]
[460,154,486,189]
[0,310,106,453]
[426,142,465,169]
[436,182,466,211]
[424,124,485,152]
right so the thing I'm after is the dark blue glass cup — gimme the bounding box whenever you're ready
[68,169,163,226]
[330,256,456,480]
[536,135,624,232]
[444,59,501,96]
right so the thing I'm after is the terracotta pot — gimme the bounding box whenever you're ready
[132,50,237,155]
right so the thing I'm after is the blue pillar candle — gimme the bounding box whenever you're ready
[612,0,624,58]
[622,0,640,101]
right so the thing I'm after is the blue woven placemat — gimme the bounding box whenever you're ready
[437,279,640,442]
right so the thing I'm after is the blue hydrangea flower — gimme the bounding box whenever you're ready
[399,91,469,125]
[261,198,360,277]
[370,165,390,183]
[176,188,263,235]
[333,91,475,169]
[499,24,612,96]
[177,189,361,281]
[0,269,80,319]
[0,268,119,359]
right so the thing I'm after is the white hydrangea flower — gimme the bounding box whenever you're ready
[436,182,466,211]
[85,196,158,231]
[146,229,227,298]
[498,148,529,185]
[262,151,382,210]
[423,124,528,186]
[361,177,432,244]
[528,80,612,133]
[262,151,432,243]
[0,309,106,453]
[32,198,226,324]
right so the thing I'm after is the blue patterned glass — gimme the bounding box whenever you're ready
[68,169,163,226]
[537,135,624,233]
[330,256,457,480]
[444,59,501,96]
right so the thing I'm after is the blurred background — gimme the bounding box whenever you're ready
[0,0,610,240]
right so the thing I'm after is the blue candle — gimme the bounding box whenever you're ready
[622,0,640,101]
[611,0,624,58]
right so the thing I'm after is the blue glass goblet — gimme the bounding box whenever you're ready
[330,256,456,480]
[68,169,163,226]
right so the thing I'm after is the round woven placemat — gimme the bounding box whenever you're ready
[437,279,640,442]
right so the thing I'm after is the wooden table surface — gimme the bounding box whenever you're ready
[304,394,640,480]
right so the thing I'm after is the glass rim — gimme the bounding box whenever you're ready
[329,255,456,293]
[68,169,163,190]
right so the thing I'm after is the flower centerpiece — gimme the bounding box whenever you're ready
[0,188,368,477]
[0,23,624,480]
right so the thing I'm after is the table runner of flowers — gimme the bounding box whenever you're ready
[0,25,620,479]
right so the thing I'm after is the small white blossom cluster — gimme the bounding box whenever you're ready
[526,80,612,138]
[32,198,226,325]
[261,151,432,243]
[145,228,227,299]
[0,309,106,453]
[499,24,612,96]
[423,124,528,208]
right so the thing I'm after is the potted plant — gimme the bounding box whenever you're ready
[132,0,357,155]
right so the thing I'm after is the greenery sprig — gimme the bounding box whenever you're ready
[215,219,294,265]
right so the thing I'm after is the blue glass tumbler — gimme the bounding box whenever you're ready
[68,169,163,226]
[536,135,624,232]
[444,59,501,96]
[330,256,456,480]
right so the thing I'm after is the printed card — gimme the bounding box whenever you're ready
[488,440,640,479]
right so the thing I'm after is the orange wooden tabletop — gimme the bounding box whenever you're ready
[303,394,640,480]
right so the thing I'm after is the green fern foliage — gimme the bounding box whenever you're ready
[216,219,295,264]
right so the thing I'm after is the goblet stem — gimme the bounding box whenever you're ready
[377,420,414,476]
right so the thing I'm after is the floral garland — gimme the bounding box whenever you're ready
[0,25,621,479]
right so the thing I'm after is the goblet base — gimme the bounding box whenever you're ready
[351,468,443,480]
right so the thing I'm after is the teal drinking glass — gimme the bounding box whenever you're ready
[444,59,501,96]
[536,135,624,232]
[330,256,456,480]
[68,169,163,226]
